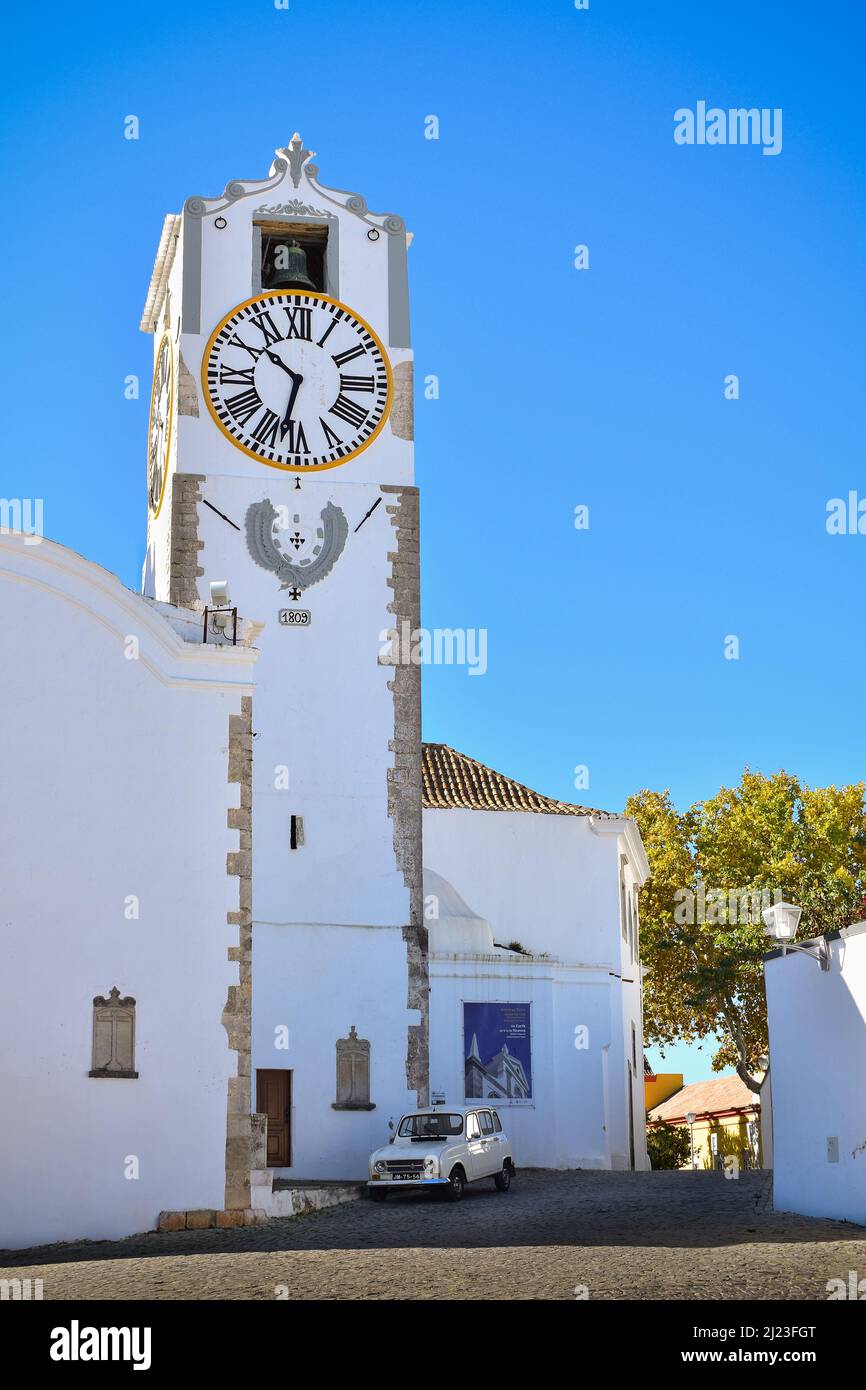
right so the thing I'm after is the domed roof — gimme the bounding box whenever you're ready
[422,867,495,956]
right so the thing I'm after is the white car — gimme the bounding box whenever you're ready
[367,1104,515,1201]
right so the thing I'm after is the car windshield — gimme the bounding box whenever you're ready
[397,1113,464,1138]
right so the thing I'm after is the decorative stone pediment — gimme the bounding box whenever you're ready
[184,132,405,237]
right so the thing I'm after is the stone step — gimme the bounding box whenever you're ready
[158,1181,364,1232]
[259,1182,363,1219]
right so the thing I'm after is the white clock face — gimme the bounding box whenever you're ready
[147,333,173,516]
[203,291,392,471]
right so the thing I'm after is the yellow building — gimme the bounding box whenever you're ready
[647,1074,762,1171]
[644,1066,683,1112]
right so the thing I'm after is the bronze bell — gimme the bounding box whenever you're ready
[267,239,317,291]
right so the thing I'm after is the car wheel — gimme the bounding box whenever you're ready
[494,1163,512,1192]
[369,1187,388,1202]
[445,1167,465,1201]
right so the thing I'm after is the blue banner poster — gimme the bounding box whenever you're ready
[463,1002,532,1103]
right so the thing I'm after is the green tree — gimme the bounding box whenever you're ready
[646,1123,691,1170]
[628,771,866,1094]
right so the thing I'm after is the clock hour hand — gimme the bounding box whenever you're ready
[280,371,303,440]
[265,349,296,377]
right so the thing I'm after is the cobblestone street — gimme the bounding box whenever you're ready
[3,1170,866,1301]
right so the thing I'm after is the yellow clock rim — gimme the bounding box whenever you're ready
[200,289,393,473]
[148,331,174,520]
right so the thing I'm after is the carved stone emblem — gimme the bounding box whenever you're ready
[245,498,348,591]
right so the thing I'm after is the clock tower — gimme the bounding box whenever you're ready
[141,135,427,1180]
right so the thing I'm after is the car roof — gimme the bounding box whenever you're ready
[402,1104,499,1116]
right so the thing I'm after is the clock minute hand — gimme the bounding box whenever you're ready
[280,371,303,440]
[264,350,303,432]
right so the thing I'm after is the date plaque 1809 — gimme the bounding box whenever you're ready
[278,609,311,628]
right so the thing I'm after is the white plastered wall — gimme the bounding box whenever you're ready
[0,536,256,1248]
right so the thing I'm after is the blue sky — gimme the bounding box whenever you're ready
[3,2,864,1082]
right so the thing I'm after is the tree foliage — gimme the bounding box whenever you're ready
[628,771,866,1092]
[646,1123,691,1170]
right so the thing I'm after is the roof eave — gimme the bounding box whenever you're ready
[587,815,651,884]
[140,214,181,333]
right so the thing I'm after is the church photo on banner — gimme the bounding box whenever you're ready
[463,1002,532,1104]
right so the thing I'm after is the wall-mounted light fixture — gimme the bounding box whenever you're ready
[762,901,830,970]
[202,580,238,645]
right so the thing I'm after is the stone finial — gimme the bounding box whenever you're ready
[276,132,315,189]
[93,986,135,1008]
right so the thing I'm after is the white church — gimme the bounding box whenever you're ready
[0,135,649,1250]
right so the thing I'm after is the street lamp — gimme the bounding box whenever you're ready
[762,900,830,971]
[686,1111,697,1169]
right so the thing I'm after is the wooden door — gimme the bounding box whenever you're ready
[257,1069,291,1167]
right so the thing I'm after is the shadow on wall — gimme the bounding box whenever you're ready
[702,1119,762,1171]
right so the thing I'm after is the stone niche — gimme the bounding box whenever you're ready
[332,1026,375,1111]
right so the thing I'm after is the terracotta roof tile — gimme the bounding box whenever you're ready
[421,743,613,817]
[647,1074,760,1123]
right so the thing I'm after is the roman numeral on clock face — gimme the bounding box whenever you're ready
[219,365,256,386]
[339,374,375,393]
[316,314,341,348]
[250,409,282,449]
[228,333,264,361]
[283,419,310,453]
[332,344,367,368]
[284,307,312,340]
[319,416,343,450]
[329,393,369,429]
[225,387,263,426]
[249,310,284,347]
